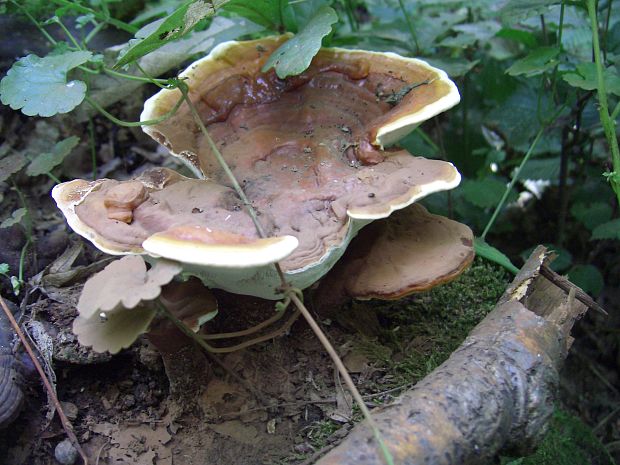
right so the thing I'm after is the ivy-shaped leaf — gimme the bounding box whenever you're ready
[262,5,338,79]
[26,136,80,177]
[506,47,559,77]
[0,51,92,117]
[115,0,225,68]
[0,208,27,229]
[562,63,620,96]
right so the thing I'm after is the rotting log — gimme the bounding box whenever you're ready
[315,245,592,465]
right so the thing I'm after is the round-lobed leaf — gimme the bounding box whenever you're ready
[0,51,92,117]
[77,255,181,319]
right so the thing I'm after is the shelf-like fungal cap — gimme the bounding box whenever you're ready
[330,204,475,300]
[53,37,464,298]
[141,35,460,177]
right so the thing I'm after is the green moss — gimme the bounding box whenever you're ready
[355,258,510,386]
[500,409,615,465]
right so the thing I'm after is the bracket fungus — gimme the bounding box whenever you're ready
[53,36,471,299]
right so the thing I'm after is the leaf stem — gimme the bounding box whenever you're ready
[49,0,138,34]
[586,0,620,204]
[9,0,58,46]
[290,294,394,465]
[398,0,420,54]
[88,118,97,180]
[481,127,545,239]
[52,17,83,50]
[178,83,393,464]
[178,85,269,239]
[85,94,184,127]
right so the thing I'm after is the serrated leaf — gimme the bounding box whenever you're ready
[568,265,604,297]
[0,208,27,229]
[26,136,79,177]
[262,5,338,79]
[462,177,517,209]
[0,51,92,117]
[223,0,290,31]
[506,47,559,77]
[474,237,519,274]
[591,219,620,240]
[0,151,27,183]
[0,263,9,275]
[570,202,613,231]
[115,0,225,68]
[562,63,620,96]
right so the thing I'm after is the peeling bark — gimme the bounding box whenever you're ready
[316,246,590,465]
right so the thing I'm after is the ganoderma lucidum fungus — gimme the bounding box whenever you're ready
[53,35,470,300]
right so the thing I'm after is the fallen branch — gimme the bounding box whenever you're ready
[0,294,89,465]
[315,246,591,465]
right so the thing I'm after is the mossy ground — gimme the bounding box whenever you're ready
[500,409,616,465]
[304,260,616,465]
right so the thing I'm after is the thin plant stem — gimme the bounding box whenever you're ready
[343,0,359,32]
[0,294,89,465]
[84,20,105,45]
[85,94,184,127]
[414,128,440,153]
[46,172,61,184]
[49,0,138,34]
[611,101,620,121]
[587,0,620,205]
[398,0,420,54]
[481,127,546,239]
[52,17,83,50]
[290,294,394,465]
[175,87,394,465]
[179,86,268,239]
[88,118,97,180]
[10,0,58,45]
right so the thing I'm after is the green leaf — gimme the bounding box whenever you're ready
[562,63,620,96]
[568,265,604,297]
[0,263,9,275]
[115,0,223,68]
[500,0,562,23]
[26,136,80,177]
[521,244,572,272]
[0,150,28,183]
[518,157,561,181]
[474,238,519,274]
[1,208,27,229]
[506,47,559,77]
[0,51,92,117]
[223,0,290,31]
[262,5,338,79]
[462,177,517,209]
[570,202,613,231]
[591,219,620,240]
